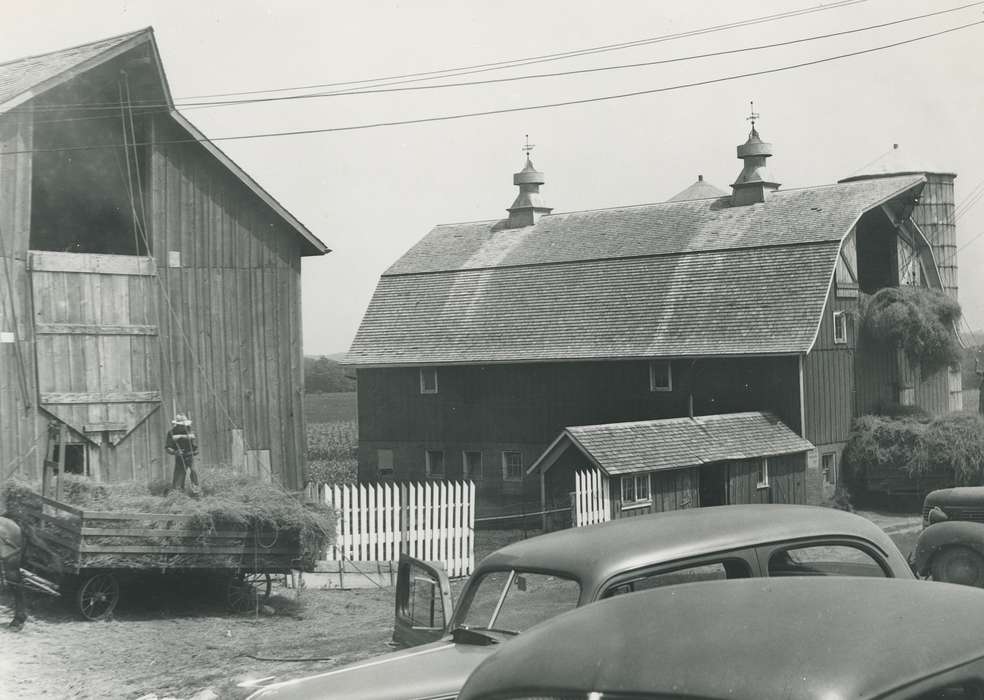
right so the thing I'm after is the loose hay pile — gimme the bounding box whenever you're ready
[2,467,336,570]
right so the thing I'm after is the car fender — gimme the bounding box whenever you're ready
[911,521,984,576]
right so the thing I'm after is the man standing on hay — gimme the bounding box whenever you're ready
[165,414,200,495]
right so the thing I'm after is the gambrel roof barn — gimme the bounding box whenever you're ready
[348,121,959,515]
[0,29,329,489]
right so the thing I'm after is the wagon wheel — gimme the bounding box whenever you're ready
[932,546,984,587]
[226,572,272,613]
[76,572,120,621]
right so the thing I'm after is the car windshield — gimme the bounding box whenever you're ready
[456,570,581,634]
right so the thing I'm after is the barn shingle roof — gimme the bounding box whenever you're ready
[348,175,924,365]
[0,30,144,108]
[539,412,813,476]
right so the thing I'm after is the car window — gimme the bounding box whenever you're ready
[458,571,580,634]
[768,544,887,578]
[913,682,984,699]
[604,559,752,597]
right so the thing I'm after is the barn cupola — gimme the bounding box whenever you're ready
[507,136,552,228]
[731,103,781,206]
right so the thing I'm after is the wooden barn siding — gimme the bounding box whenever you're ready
[609,468,699,518]
[358,356,801,448]
[149,118,305,488]
[726,453,806,505]
[803,289,858,446]
[0,110,44,481]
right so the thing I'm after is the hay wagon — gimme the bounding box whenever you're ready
[18,492,302,620]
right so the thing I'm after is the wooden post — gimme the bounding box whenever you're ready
[55,424,66,503]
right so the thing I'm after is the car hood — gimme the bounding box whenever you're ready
[246,638,497,700]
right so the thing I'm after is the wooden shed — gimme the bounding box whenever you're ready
[530,412,814,529]
[0,29,329,489]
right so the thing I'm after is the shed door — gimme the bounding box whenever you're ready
[30,251,162,448]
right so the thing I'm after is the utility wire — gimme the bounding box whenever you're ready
[15,0,873,113]
[21,1,982,119]
[2,18,981,158]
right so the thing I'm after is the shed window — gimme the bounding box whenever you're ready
[377,449,395,478]
[425,450,445,478]
[821,452,836,486]
[419,368,439,394]
[757,458,770,489]
[649,360,672,392]
[620,474,651,508]
[463,451,483,480]
[833,311,848,344]
[502,451,523,481]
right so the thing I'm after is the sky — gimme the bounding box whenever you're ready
[4,0,984,355]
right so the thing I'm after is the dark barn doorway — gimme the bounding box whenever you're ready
[699,464,728,507]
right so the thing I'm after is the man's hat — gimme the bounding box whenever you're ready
[172,414,192,426]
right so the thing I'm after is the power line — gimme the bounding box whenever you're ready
[174,0,873,101]
[3,17,981,158]
[21,1,982,120]
[171,4,984,112]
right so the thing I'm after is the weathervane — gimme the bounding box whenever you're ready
[747,101,759,129]
[522,134,535,161]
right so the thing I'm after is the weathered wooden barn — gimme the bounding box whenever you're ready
[347,121,959,514]
[0,29,329,489]
[531,412,813,529]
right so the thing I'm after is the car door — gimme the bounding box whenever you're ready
[393,553,454,648]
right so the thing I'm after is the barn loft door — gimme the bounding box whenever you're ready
[30,251,162,447]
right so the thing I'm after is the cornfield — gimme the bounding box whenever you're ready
[305,420,358,485]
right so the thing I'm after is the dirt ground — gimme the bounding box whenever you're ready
[0,519,924,700]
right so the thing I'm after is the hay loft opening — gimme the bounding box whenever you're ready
[29,46,161,256]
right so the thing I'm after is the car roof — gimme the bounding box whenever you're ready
[477,505,902,593]
[459,578,984,700]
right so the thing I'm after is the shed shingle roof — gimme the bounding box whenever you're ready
[348,175,924,365]
[550,412,814,476]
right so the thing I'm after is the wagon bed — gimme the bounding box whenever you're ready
[17,492,301,619]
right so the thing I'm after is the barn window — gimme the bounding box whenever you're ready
[832,311,848,344]
[425,450,445,478]
[502,451,523,481]
[649,360,672,392]
[419,368,439,394]
[757,458,770,489]
[620,474,651,508]
[821,452,836,486]
[463,451,483,480]
[377,449,395,478]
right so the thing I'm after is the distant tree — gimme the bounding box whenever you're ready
[304,356,356,393]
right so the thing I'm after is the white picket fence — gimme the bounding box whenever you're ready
[306,480,476,578]
[574,469,611,527]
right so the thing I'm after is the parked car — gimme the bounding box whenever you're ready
[910,486,984,587]
[458,577,984,700]
[244,504,913,700]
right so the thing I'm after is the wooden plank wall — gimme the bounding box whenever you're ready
[149,118,306,489]
[803,286,857,447]
[0,110,45,483]
[609,468,698,518]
